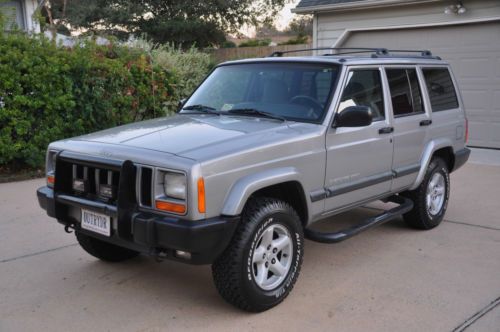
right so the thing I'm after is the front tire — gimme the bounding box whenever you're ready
[212,197,304,312]
[402,157,450,229]
[76,231,140,262]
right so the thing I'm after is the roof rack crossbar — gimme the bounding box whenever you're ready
[268,47,438,59]
[381,49,433,56]
[269,47,388,57]
[322,50,382,57]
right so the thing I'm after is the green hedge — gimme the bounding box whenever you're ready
[0,33,176,168]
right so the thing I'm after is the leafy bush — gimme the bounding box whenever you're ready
[0,32,176,168]
[238,39,272,48]
[221,40,237,48]
[150,43,214,106]
[279,35,309,46]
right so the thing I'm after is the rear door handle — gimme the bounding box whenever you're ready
[420,119,432,126]
[379,127,394,134]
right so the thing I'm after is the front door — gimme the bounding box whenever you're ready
[324,67,394,213]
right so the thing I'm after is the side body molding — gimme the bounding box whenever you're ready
[410,138,455,190]
[221,167,310,219]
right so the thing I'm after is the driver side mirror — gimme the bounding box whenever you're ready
[334,106,373,128]
[177,98,187,112]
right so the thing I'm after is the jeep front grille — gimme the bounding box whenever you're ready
[136,165,154,208]
[58,160,120,205]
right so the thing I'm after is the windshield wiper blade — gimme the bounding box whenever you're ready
[226,108,286,122]
[182,104,220,115]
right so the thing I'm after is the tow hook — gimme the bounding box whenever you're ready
[64,224,75,234]
[154,250,168,263]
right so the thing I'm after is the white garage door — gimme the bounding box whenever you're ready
[341,22,500,149]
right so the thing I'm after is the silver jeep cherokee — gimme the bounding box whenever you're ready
[37,48,470,312]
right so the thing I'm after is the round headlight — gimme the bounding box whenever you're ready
[163,172,186,200]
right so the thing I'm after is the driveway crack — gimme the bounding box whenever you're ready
[444,219,500,231]
[452,296,500,332]
[0,243,78,263]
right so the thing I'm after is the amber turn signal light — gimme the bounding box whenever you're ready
[197,177,206,213]
[155,200,186,214]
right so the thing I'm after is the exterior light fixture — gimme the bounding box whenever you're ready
[445,1,467,15]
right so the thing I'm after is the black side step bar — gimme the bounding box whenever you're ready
[305,195,414,244]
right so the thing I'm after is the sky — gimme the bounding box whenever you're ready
[241,0,301,37]
[276,1,301,30]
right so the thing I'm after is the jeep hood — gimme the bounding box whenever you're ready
[72,114,318,161]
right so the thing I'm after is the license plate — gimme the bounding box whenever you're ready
[81,209,111,237]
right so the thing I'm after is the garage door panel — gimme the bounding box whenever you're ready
[469,122,500,149]
[460,58,491,78]
[341,21,500,148]
[462,90,488,110]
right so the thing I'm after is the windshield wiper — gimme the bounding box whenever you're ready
[182,104,220,115]
[226,108,286,122]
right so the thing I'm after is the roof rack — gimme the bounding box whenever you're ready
[269,47,389,57]
[375,49,438,58]
[269,47,440,59]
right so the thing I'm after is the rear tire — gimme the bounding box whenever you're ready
[402,157,450,230]
[76,231,140,262]
[212,197,304,312]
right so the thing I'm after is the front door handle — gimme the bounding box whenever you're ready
[379,127,394,134]
[420,119,432,126]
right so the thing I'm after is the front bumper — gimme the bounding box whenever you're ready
[37,186,238,264]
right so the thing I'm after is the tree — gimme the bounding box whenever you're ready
[286,15,313,38]
[43,0,291,48]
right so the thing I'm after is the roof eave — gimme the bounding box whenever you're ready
[292,0,442,14]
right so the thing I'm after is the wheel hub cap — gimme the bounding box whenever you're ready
[426,173,445,216]
[251,223,293,291]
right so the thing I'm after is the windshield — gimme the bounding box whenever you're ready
[182,62,339,123]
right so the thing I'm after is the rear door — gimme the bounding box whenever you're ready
[421,66,465,153]
[324,66,394,213]
[384,67,431,191]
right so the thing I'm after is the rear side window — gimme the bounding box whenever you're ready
[386,68,424,117]
[422,68,459,112]
[338,69,385,121]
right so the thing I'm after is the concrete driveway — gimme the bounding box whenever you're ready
[1,151,499,332]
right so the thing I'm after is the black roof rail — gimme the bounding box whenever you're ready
[268,47,441,60]
[372,49,440,59]
[269,47,389,57]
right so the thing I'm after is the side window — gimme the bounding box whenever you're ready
[338,69,385,121]
[0,2,25,30]
[386,68,424,117]
[422,68,459,112]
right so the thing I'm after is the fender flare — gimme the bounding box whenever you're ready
[409,138,455,190]
[221,167,310,218]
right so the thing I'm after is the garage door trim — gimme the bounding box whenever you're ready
[333,16,500,48]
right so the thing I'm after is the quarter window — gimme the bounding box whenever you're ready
[338,69,385,121]
[422,68,459,112]
[386,68,424,117]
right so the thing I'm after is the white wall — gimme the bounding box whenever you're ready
[314,0,500,47]
[23,0,40,33]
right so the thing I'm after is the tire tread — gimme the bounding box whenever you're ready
[402,157,449,230]
[212,197,303,312]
